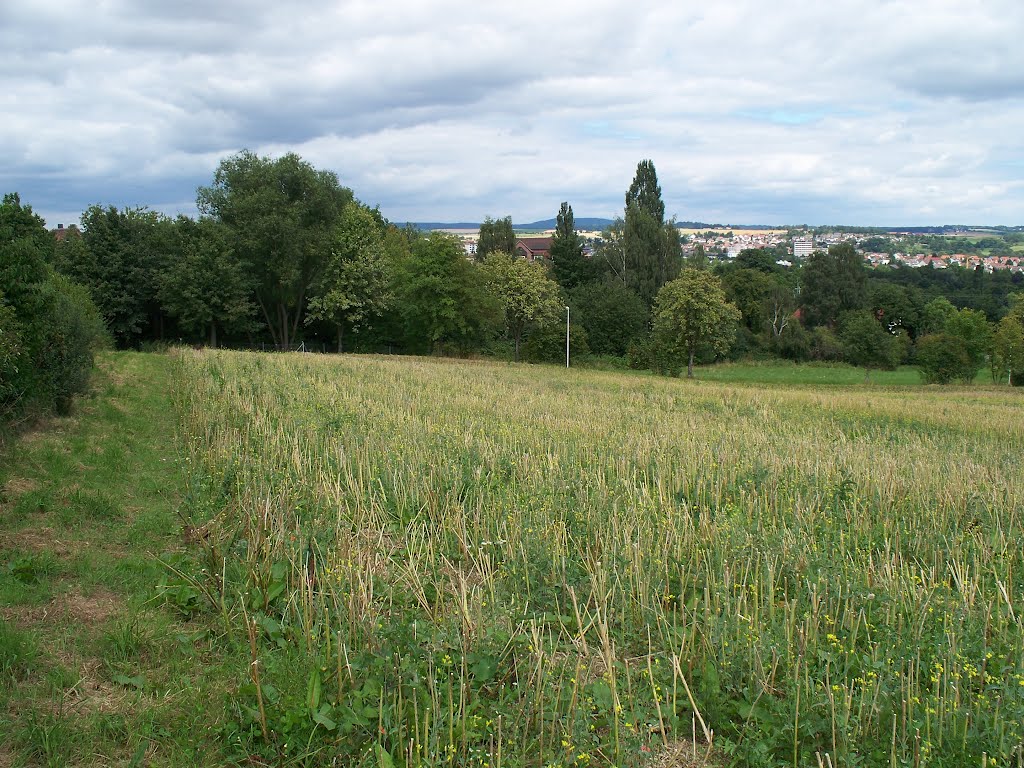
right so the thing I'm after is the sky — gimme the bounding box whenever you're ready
[3,0,1024,228]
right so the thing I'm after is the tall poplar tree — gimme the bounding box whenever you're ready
[623,160,680,306]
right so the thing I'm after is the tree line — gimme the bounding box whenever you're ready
[3,151,1024,429]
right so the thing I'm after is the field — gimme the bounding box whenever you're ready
[2,351,1023,767]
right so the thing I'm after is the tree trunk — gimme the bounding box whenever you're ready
[209,320,218,349]
[337,325,344,354]
[687,348,695,378]
[256,294,281,350]
[289,286,307,353]
[514,331,521,362]
[279,304,289,351]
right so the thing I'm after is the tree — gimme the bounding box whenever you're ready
[944,307,992,375]
[735,248,778,273]
[569,278,648,357]
[307,203,394,353]
[721,268,774,334]
[595,218,627,283]
[1,193,105,419]
[991,299,1024,385]
[159,217,255,348]
[476,216,515,262]
[625,159,665,223]
[483,252,564,361]
[799,243,868,328]
[197,151,352,350]
[919,296,957,336]
[915,334,976,384]
[652,269,740,378]
[838,310,900,382]
[549,203,594,290]
[869,281,922,337]
[623,160,680,306]
[686,243,708,270]
[396,232,501,355]
[765,281,798,341]
[55,205,171,347]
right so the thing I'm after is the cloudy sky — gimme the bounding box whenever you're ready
[3,0,1024,228]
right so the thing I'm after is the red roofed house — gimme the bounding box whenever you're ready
[515,237,553,262]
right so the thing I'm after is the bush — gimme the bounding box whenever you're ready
[1,193,107,422]
[771,322,810,361]
[522,323,589,364]
[914,333,975,384]
[627,334,683,377]
[808,327,844,362]
[36,276,109,414]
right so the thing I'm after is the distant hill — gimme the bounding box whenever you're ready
[516,217,615,231]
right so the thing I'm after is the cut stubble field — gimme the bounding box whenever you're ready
[2,350,1023,767]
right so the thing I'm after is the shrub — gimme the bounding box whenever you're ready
[522,322,589,364]
[772,322,811,361]
[915,333,975,384]
[1,193,107,422]
[808,326,844,362]
[35,276,109,414]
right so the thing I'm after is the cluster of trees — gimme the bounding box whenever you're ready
[5,149,1022,399]
[709,239,1023,383]
[1,194,107,426]
[24,155,717,374]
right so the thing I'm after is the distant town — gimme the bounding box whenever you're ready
[430,224,1024,274]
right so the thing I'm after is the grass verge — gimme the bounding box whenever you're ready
[0,352,237,767]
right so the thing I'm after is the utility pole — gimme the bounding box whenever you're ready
[566,306,570,368]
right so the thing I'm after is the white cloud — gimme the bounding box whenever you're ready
[2,0,1024,226]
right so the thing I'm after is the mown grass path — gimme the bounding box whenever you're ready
[0,352,232,767]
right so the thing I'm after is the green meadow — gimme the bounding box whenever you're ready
[2,350,1023,767]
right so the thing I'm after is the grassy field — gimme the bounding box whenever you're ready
[3,351,1023,767]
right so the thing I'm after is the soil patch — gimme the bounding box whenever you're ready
[62,657,136,715]
[1,585,122,628]
[3,476,39,498]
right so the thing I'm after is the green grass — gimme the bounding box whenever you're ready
[695,361,1004,387]
[694,361,925,386]
[0,352,239,767]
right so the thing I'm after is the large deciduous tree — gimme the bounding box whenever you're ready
[944,307,992,375]
[569,278,648,357]
[159,217,255,348]
[483,252,564,361]
[307,203,394,353]
[396,232,502,355]
[1,194,105,418]
[991,295,1024,385]
[838,310,900,382]
[652,269,740,378]
[197,151,352,350]
[799,242,867,328]
[55,204,171,347]
[476,216,515,262]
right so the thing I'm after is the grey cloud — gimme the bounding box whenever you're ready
[5,0,1024,226]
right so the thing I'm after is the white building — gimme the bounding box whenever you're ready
[792,237,814,259]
